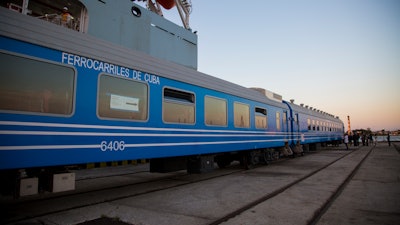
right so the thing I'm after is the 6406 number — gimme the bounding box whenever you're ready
[100,140,125,151]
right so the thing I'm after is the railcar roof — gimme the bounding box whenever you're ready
[285,101,343,123]
[0,7,284,108]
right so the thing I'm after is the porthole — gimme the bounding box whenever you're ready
[131,6,141,17]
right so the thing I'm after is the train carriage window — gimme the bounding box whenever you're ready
[163,88,195,124]
[234,102,250,128]
[276,112,281,131]
[98,75,148,120]
[205,96,227,126]
[255,107,267,129]
[283,111,287,129]
[0,52,74,115]
[307,118,311,130]
[312,120,316,131]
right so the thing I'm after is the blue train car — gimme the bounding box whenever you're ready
[0,0,343,195]
[0,36,292,169]
[283,100,344,148]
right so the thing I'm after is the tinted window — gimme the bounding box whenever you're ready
[276,112,281,130]
[163,88,195,124]
[98,75,148,120]
[255,107,267,129]
[234,102,250,128]
[205,96,227,126]
[0,52,74,115]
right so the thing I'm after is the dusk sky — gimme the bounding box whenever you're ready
[154,0,400,131]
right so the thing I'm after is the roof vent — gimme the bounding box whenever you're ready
[290,99,295,103]
[250,87,282,102]
[300,103,304,107]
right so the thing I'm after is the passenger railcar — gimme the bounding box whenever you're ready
[284,100,344,147]
[0,0,343,195]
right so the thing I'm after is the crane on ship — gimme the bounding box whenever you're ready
[133,0,192,29]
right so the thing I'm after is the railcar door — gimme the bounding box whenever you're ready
[293,113,300,141]
[283,111,289,141]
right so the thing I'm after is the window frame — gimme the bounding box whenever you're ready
[276,111,281,131]
[0,51,76,117]
[233,101,250,128]
[97,73,149,122]
[204,95,227,127]
[254,106,268,129]
[162,87,196,125]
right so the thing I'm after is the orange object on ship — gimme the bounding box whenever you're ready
[157,0,175,9]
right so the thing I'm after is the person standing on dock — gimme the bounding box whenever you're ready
[344,133,349,150]
[369,134,373,146]
[387,133,391,146]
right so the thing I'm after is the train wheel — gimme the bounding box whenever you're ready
[216,156,231,168]
[242,151,259,170]
[261,149,270,165]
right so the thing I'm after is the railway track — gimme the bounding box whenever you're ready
[2,163,244,224]
[214,146,373,225]
[2,146,372,225]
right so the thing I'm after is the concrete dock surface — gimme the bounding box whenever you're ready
[223,143,400,225]
[317,143,400,225]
